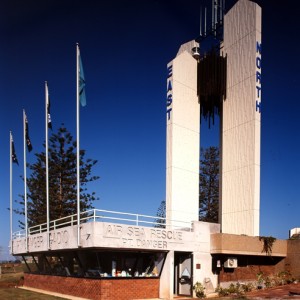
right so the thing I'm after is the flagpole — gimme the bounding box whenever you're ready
[9,131,13,254]
[76,43,81,247]
[45,82,50,250]
[23,109,28,252]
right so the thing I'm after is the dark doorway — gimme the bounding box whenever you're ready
[174,252,193,297]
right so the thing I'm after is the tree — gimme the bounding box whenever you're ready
[155,200,166,228]
[155,147,220,223]
[199,146,219,223]
[15,125,99,228]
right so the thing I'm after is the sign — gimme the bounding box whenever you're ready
[256,41,262,113]
[166,64,173,120]
[181,268,191,278]
[104,224,184,250]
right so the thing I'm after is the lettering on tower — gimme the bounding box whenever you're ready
[166,64,173,120]
[256,41,262,113]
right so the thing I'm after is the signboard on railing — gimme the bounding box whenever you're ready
[79,222,201,252]
[102,224,184,250]
[12,227,78,253]
[11,209,213,255]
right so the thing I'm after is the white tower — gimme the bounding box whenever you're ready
[221,0,261,236]
[166,0,262,236]
[166,41,200,227]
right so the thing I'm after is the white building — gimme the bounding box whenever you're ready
[11,1,281,299]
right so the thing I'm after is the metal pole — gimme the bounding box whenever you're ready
[76,43,81,247]
[45,82,50,250]
[200,6,202,36]
[205,7,207,36]
[214,0,217,35]
[212,0,214,32]
[220,0,223,23]
[23,110,28,252]
[9,131,13,254]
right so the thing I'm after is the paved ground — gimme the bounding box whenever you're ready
[175,282,300,299]
[244,282,300,299]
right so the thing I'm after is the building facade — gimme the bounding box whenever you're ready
[166,0,262,237]
[11,1,285,300]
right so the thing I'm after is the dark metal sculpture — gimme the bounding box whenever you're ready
[197,50,227,127]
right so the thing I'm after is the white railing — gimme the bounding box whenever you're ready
[12,209,193,239]
[12,230,26,239]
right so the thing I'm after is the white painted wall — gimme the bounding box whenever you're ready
[12,220,219,299]
[221,0,261,236]
[166,41,200,227]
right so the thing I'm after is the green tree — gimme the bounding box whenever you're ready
[15,125,99,228]
[155,200,166,228]
[155,147,220,224]
[199,146,219,223]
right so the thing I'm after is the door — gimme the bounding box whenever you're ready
[176,252,193,296]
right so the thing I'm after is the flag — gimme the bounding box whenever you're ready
[11,134,19,165]
[47,96,52,129]
[25,113,33,152]
[79,52,86,107]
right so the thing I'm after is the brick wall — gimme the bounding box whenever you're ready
[219,265,276,282]
[24,273,159,300]
[285,240,300,279]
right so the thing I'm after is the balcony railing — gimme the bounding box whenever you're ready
[12,209,192,239]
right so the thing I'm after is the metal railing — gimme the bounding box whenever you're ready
[12,209,193,239]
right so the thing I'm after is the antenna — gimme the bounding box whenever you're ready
[200,6,202,36]
[212,0,214,33]
[219,0,225,24]
[214,0,217,35]
[195,0,225,44]
[204,7,207,36]
[220,0,223,23]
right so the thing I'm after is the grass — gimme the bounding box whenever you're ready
[0,264,66,300]
[0,287,66,299]
[0,272,24,286]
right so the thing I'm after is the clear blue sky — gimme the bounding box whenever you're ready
[0,0,299,260]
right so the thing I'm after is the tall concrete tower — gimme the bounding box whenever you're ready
[166,0,262,236]
[166,41,200,227]
[221,0,261,236]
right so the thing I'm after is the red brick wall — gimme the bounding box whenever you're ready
[218,241,300,283]
[24,273,159,300]
[285,240,300,279]
[219,265,276,282]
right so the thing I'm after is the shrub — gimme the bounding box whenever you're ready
[216,282,254,297]
[275,271,294,285]
[264,276,274,288]
[193,281,206,298]
[241,282,255,293]
[215,285,230,297]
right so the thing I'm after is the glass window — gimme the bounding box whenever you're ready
[36,250,167,278]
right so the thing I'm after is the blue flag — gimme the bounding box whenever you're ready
[79,54,86,107]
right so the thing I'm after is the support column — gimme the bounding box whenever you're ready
[160,251,174,299]
[166,41,200,228]
[221,0,262,236]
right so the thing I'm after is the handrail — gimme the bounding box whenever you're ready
[12,208,192,239]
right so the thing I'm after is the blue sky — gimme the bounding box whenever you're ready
[0,0,299,260]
